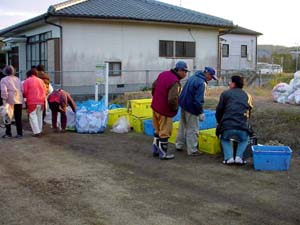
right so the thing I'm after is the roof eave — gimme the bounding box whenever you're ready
[0,13,48,37]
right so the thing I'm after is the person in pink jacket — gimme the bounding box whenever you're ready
[0,65,23,138]
[23,68,47,137]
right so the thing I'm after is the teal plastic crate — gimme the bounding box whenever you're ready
[252,145,292,171]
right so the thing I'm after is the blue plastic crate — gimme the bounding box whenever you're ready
[252,145,292,171]
[143,119,154,136]
[199,110,217,130]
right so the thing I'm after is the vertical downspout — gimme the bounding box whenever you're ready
[188,29,196,71]
[44,16,63,89]
[217,33,222,77]
[255,36,258,71]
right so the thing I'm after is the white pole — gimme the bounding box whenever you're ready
[95,84,98,101]
[296,43,299,72]
[105,63,109,109]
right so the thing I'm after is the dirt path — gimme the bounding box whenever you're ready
[1,123,300,225]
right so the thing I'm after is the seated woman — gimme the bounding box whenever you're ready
[215,75,253,165]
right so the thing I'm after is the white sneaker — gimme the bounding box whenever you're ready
[223,157,234,164]
[235,156,244,164]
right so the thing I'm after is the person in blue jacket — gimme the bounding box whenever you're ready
[176,67,217,156]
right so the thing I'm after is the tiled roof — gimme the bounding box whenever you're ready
[48,0,234,27]
[0,0,234,36]
[229,26,262,36]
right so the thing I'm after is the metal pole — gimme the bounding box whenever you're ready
[296,43,299,72]
[105,63,109,108]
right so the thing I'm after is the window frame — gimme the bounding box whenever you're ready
[222,44,229,57]
[26,31,52,70]
[159,40,196,58]
[159,40,174,57]
[241,45,247,58]
[108,61,122,76]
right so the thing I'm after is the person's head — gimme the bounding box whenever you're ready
[174,61,189,79]
[229,75,244,89]
[203,67,217,81]
[3,65,15,76]
[36,64,45,72]
[26,68,38,78]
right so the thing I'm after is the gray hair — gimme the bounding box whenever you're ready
[3,65,15,76]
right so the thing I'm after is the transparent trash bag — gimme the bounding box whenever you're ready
[111,116,130,133]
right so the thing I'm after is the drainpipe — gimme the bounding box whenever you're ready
[188,28,196,71]
[44,16,63,89]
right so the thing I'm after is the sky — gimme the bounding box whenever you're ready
[0,0,299,47]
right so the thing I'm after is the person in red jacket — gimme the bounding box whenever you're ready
[48,89,77,132]
[23,68,47,137]
[151,61,188,160]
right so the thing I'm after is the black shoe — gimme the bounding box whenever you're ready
[32,133,42,138]
[176,148,184,152]
[15,134,23,138]
[2,134,12,138]
[188,151,201,157]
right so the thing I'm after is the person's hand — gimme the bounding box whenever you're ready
[199,113,205,121]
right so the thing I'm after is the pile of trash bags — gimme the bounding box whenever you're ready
[272,71,300,104]
[75,99,107,133]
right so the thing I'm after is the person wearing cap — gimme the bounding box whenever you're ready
[216,75,253,165]
[0,65,24,138]
[151,61,188,160]
[176,67,217,156]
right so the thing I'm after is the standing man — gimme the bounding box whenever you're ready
[176,67,217,156]
[216,75,253,165]
[151,61,188,160]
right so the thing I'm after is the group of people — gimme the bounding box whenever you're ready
[0,64,76,138]
[151,61,253,165]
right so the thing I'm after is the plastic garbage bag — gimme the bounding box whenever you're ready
[111,116,130,133]
[66,106,76,131]
[0,104,13,125]
[294,71,300,79]
[75,99,108,133]
[294,89,300,104]
[272,83,292,102]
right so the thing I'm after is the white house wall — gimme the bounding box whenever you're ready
[61,19,219,86]
[221,33,257,71]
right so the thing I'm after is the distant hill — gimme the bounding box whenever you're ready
[258,45,297,57]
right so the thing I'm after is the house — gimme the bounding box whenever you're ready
[0,0,235,94]
[220,26,262,72]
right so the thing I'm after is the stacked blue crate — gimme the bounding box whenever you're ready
[199,110,217,130]
[143,119,154,136]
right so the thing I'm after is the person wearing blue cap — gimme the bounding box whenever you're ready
[151,61,188,160]
[175,66,217,156]
[216,75,253,165]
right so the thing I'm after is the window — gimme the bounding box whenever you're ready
[109,62,122,76]
[159,40,174,57]
[159,40,195,58]
[26,31,52,70]
[222,44,229,57]
[241,45,247,58]
[175,41,195,57]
